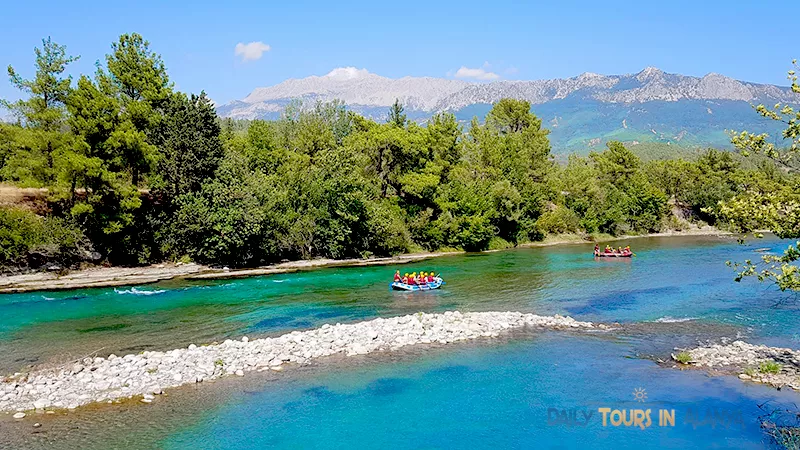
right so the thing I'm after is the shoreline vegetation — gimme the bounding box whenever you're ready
[1,35,786,281]
[0,228,729,294]
[0,311,600,415]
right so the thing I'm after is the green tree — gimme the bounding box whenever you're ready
[1,38,79,185]
[3,37,79,131]
[150,92,224,201]
[387,98,406,128]
[723,60,800,291]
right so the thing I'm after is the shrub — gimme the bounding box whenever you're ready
[535,206,581,235]
[487,236,513,250]
[453,214,495,252]
[0,207,90,271]
[759,360,782,375]
[674,351,692,364]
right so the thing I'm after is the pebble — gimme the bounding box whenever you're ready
[0,311,598,413]
[33,422,41,428]
[13,412,25,419]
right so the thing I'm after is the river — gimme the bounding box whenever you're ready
[1,235,799,448]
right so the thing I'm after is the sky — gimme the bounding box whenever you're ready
[1,0,799,106]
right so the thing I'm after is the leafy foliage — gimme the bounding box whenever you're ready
[0,35,793,272]
[722,61,800,292]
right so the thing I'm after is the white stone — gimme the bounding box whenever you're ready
[13,412,25,419]
[0,311,598,414]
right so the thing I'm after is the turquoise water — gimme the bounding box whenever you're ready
[1,236,797,373]
[161,333,797,449]
[2,235,800,449]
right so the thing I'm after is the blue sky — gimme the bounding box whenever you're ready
[1,0,798,105]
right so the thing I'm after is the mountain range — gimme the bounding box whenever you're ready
[216,67,797,153]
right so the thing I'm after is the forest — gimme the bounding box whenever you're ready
[0,35,794,272]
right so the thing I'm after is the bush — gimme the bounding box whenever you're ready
[487,236,514,250]
[453,214,496,252]
[759,360,782,375]
[674,351,692,364]
[0,207,90,271]
[365,201,411,256]
[535,206,581,235]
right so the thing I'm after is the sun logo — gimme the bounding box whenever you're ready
[632,387,647,402]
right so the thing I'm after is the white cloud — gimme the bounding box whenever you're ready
[324,67,371,80]
[453,62,500,81]
[234,41,271,62]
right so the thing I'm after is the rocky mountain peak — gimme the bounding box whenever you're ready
[636,66,665,82]
[220,67,797,120]
[324,67,373,81]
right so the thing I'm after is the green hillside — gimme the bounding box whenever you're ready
[454,99,789,155]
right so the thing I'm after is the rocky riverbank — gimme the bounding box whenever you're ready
[674,341,800,391]
[1,311,602,416]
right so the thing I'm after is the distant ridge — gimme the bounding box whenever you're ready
[216,67,797,153]
[218,67,795,120]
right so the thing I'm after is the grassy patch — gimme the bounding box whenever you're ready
[674,351,693,364]
[759,360,782,375]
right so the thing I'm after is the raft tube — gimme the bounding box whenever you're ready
[390,279,445,291]
[593,251,633,258]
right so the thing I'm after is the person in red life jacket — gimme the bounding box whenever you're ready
[394,270,401,282]
[594,244,599,255]
[402,273,409,284]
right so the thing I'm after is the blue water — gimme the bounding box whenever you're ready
[2,236,800,449]
[160,333,798,449]
[1,235,797,373]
